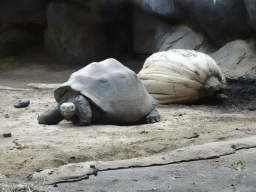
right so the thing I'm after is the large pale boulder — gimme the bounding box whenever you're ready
[211,40,256,78]
[154,24,209,53]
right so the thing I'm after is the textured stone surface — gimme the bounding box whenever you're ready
[1,0,256,64]
[154,25,205,52]
[133,7,160,54]
[134,0,252,46]
[176,0,251,45]
[49,147,256,191]
[131,0,180,19]
[0,0,48,30]
[211,40,256,78]
[244,0,256,30]
[45,1,133,65]
[0,0,48,57]
[0,28,41,58]
[31,137,256,184]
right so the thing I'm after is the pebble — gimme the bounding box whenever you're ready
[248,107,256,111]
[90,164,96,169]
[0,108,3,113]
[3,133,12,137]
[14,99,30,108]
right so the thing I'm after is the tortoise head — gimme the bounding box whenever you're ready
[60,102,76,119]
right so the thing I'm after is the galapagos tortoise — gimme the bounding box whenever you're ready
[38,58,160,126]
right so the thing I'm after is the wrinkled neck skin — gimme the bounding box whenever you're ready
[200,76,226,98]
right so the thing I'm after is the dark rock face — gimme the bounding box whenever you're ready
[132,0,254,46]
[132,7,161,54]
[244,0,256,30]
[131,0,180,19]
[45,2,101,65]
[1,0,256,69]
[45,1,133,65]
[0,28,41,58]
[0,0,48,30]
[176,0,252,45]
[0,0,48,58]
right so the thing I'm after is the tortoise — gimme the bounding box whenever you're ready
[38,58,160,126]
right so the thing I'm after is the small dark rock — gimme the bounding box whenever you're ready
[5,114,9,118]
[248,107,256,111]
[26,174,33,180]
[14,99,30,108]
[184,132,199,139]
[13,188,26,192]
[70,156,76,159]
[48,170,54,175]
[90,164,96,169]
[53,184,58,187]
[93,172,98,176]
[140,130,149,134]
[3,133,12,137]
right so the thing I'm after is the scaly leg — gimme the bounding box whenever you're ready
[38,106,64,125]
[144,108,160,124]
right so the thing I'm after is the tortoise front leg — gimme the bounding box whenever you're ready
[74,95,92,126]
[38,106,64,125]
[145,108,160,124]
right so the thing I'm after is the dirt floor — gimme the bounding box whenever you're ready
[0,51,256,177]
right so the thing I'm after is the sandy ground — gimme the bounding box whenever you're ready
[0,51,256,178]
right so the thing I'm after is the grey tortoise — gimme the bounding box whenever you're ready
[38,58,160,126]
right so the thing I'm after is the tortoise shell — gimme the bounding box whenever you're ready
[54,58,157,123]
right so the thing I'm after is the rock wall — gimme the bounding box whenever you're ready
[0,0,48,58]
[1,0,256,77]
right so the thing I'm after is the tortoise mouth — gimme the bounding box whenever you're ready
[61,112,75,119]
